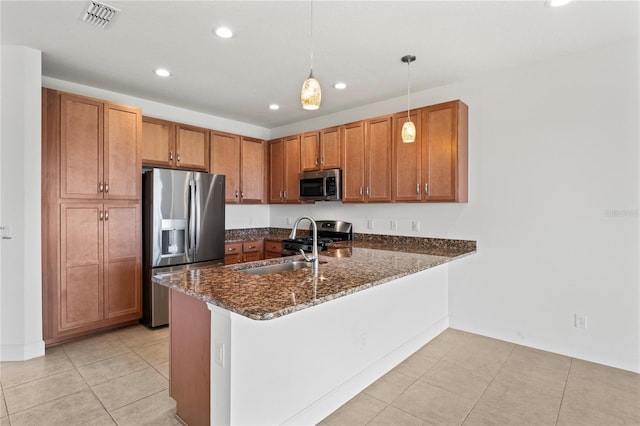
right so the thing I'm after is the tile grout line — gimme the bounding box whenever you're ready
[458,343,517,425]
[554,357,573,426]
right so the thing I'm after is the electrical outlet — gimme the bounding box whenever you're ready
[214,340,226,367]
[367,219,374,230]
[574,314,588,329]
[411,220,420,232]
[390,220,398,231]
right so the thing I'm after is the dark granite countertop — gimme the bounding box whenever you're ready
[154,233,476,321]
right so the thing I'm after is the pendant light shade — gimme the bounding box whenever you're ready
[401,54,416,143]
[301,71,321,110]
[401,120,416,142]
[301,1,321,110]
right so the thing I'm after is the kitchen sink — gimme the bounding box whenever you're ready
[238,260,326,275]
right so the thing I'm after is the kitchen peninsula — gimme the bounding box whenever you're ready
[154,236,475,425]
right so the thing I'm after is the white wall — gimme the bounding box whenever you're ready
[0,46,45,361]
[271,38,640,372]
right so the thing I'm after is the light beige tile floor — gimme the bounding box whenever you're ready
[1,326,638,426]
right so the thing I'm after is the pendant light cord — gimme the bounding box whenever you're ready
[309,0,314,75]
[406,59,411,121]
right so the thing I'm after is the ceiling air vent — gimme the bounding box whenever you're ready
[80,1,120,29]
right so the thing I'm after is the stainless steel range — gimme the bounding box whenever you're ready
[281,220,353,256]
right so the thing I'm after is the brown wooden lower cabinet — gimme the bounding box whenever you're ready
[45,201,142,345]
[264,240,283,259]
[224,240,264,264]
[170,289,210,426]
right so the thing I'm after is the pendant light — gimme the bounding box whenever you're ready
[401,55,416,143]
[301,1,321,110]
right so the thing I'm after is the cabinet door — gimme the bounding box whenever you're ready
[104,104,141,200]
[142,117,175,167]
[393,111,422,201]
[320,126,341,170]
[268,139,285,203]
[211,131,241,203]
[300,132,319,171]
[60,94,103,199]
[240,137,266,203]
[366,116,393,202]
[342,122,366,203]
[283,135,301,203]
[104,203,141,319]
[176,124,209,171]
[60,203,103,331]
[421,101,468,202]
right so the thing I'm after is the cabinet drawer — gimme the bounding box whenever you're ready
[264,241,282,253]
[242,241,261,253]
[242,252,261,262]
[225,242,242,255]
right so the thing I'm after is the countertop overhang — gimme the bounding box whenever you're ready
[153,238,476,320]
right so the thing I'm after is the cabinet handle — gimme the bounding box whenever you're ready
[177,153,181,162]
[241,191,244,198]
[169,151,173,161]
[235,190,239,198]
[279,190,283,200]
[99,182,104,193]
[359,186,363,197]
[104,183,109,193]
[104,211,109,221]
[366,187,370,197]
[99,211,104,221]
[227,247,237,252]
[248,245,256,249]
[283,190,287,199]
[424,183,429,195]
[315,158,318,166]
[320,157,324,166]
[416,184,420,194]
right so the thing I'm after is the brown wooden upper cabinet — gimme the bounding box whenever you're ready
[269,135,301,204]
[210,131,266,203]
[392,110,422,202]
[60,93,141,200]
[421,100,468,202]
[300,127,341,171]
[141,117,209,171]
[342,116,393,203]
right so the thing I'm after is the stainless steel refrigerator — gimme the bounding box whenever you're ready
[142,168,225,327]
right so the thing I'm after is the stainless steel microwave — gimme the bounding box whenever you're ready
[299,169,342,201]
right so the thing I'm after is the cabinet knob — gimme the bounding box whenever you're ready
[104,210,109,221]
[177,153,181,162]
[241,191,244,198]
[169,151,173,161]
[99,211,104,221]
[99,182,104,193]
[235,190,239,198]
[104,183,109,193]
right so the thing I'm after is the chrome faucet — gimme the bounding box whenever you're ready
[289,216,319,270]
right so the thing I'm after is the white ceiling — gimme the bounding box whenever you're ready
[1,1,638,128]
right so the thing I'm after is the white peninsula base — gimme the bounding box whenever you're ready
[187,262,450,425]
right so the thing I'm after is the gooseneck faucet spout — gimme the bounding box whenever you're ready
[289,216,319,270]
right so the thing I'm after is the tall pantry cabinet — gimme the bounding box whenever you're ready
[42,89,142,345]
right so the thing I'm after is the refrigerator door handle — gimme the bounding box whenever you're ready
[194,177,202,256]
[188,179,196,256]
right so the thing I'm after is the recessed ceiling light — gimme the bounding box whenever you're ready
[269,104,280,111]
[333,82,347,90]
[545,0,572,7]
[215,27,234,39]
[154,68,171,77]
